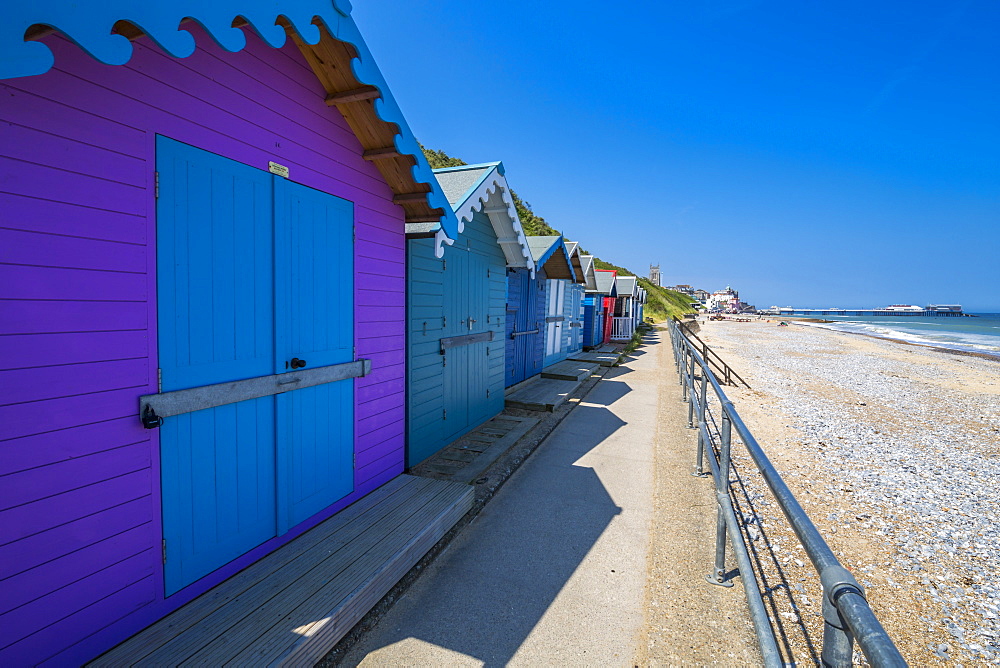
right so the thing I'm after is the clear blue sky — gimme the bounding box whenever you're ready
[353,1,1000,311]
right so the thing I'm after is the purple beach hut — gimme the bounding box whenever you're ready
[0,2,470,664]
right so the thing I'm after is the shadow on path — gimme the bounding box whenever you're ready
[348,404,629,667]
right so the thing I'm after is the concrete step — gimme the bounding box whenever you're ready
[505,377,582,412]
[567,350,620,367]
[541,360,600,382]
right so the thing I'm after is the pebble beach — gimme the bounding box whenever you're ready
[697,318,1000,666]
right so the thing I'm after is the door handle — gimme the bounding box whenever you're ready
[290,357,307,369]
[468,317,477,331]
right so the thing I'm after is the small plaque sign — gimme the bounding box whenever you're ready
[268,161,289,178]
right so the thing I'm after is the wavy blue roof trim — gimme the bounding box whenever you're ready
[336,16,456,238]
[0,0,456,239]
[1,0,347,78]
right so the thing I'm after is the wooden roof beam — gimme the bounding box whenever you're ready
[325,86,380,106]
[363,147,403,161]
[405,216,441,224]
[392,192,431,204]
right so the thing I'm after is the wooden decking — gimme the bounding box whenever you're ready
[91,475,472,667]
[417,415,539,482]
[505,377,581,412]
[541,359,600,382]
[567,350,620,367]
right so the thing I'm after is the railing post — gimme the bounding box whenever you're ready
[822,592,855,667]
[694,420,706,476]
[681,348,689,400]
[687,353,695,428]
[707,410,734,586]
[678,338,685,385]
[699,367,708,419]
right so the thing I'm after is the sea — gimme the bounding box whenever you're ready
[797,313,1000,360]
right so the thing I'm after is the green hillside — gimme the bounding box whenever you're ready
[639,279,698,321]
[421,145,696,322]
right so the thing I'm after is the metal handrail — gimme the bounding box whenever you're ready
[673,317,750,388]
[667,320,906,667]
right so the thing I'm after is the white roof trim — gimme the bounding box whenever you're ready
[453,169,535,277]
[434,229,455,258]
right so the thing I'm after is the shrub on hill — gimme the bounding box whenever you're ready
[421,145,560,237]
[421,145,697,322]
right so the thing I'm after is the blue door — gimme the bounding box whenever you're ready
[464,250,492,425]
[441,248,491,440]
[274,177,355,533]
[157,137,354,595]
[543,279,567,367]
[568,286,583,352]
[506,268,541,386]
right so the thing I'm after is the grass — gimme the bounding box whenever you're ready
[621,322,654,355]
[638,278,698,322]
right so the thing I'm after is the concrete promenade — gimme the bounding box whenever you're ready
[342,329,757,666]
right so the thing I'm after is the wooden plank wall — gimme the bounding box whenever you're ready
[406,210,505,465]
[0,26,405,666]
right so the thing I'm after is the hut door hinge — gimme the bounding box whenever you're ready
[443,408,447,420]
[154,171,159,199]
[353,226,356,242]
[443,259,446,270]
[157,368,162,392]
[442,354,446,367]
[162,539,167,564]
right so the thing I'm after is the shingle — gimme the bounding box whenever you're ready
[433,166,493,206]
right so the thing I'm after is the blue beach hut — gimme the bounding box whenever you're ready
[564,242,587,354]
[406,163,533,466]
[526,236,577,368]
[580,255,605,348]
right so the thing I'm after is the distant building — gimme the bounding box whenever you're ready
[649,264,661,286]
[694,289,709,302]
[707,286,742,312]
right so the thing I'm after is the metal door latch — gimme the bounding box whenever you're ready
[290,357,307,369]
[141,404,163,429]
